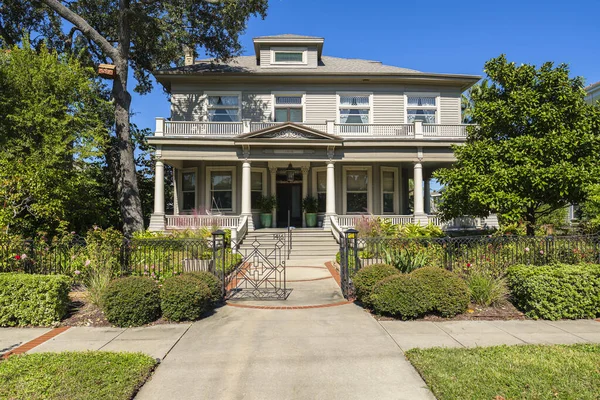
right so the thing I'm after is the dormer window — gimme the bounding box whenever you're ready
[271,47,307,65]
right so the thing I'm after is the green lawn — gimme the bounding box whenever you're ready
[406,344,600,400]
[0,351,157,400]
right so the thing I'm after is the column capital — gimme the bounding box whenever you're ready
[269,166,278,175]
[301,166,310,175]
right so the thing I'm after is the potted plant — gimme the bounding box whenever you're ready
[258,195,277,228]
[302,196,319,227]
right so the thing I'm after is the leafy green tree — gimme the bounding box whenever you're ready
[435,55,600,235]
[580,184,600,232]
[0,41,111,235]
[8,0,267,236]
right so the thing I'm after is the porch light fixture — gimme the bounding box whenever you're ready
[286,163,295,182]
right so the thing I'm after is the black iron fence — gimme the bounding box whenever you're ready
[339,230,600,298]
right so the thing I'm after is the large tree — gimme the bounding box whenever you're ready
[435,55,600,235]
[0,41,111,235]
[7,0,267,236]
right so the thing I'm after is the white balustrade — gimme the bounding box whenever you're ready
[303,124,328,132]
[250,122,280,131]
[334,124,414,137]
[337,215,414,228]
[165,215,240,230]
[164,121,242,136]
[422,124,470,138]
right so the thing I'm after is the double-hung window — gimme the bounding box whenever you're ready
[344,167,372,214]
[406,94,438,123]
[251,169,267,210]
[207,94,240,122]
[209,169,234,212]
[315,170,327,213]
[181,171,196,211]
[339,94,370,124]
[274,94,303,123]
[381,167,398,214]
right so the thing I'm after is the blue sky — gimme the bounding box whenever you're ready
[130,0,600,133]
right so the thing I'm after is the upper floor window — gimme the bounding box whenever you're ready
[406,95,438,123]
[339,94,371,124]
[207,94,240,122]
[274,94,303,122]
[271,48,307,65]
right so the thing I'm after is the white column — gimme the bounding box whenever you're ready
[323,161,336,230]
[148,160,166,231]
[301,166,309,227]
[241,161,254,231]
[413,162,428,226]
[424,178,431,214]
[270,166,277,228]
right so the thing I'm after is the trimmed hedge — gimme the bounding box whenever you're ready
[0,273,70,326]
[160,275,212,322]
[370,274,431,319]
[186,272,223,305]
[412,267,470,317]
[102,277,161,327]
[352,263,399,305]
[369,267,467,319]
[507,264,600,320]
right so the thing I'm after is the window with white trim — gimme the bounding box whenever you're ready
[381,167,398,214]
[344,168,371,213]
[209,169,233,212]
[274,94,303,122]
[339,94,370,124]
[271,48,307,65]
[406,95,438,123]
[181,171,196,211]
[316,170,327,213]
[251,169,267,210]
[207,95,240,122]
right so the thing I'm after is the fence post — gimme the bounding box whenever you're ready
[212,229,226,296]
[344,228,358,298]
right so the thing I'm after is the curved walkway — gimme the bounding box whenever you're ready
[136,256,436,400]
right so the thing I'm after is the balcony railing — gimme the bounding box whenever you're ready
[165,215,240,230]
[157,118,470,139]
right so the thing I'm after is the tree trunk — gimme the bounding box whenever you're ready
[111,0,144,237]
[525,207,536,236]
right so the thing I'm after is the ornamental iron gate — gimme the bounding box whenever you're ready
[213,230,291,301]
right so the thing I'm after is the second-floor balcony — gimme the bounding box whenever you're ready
[155,118,473,140]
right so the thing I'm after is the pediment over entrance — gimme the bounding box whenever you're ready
[236,122,342,142]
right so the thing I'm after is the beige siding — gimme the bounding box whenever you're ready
[306,46,318,68]
[259,46,271,67]
[305,92,336,123]
[242,92,271,120]
[171,92,203,121]
[372,93,404,124]
[440,90,461,124]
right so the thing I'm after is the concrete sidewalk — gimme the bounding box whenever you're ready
[379,319,600,350]
[26,324,191,360]
[0,328,51,356]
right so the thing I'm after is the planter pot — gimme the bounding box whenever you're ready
[260,213,273,228]
[305,213,318,227]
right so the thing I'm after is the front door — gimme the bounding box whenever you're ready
[277,183,302,227]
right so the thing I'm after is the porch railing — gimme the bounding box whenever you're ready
[334,123,414,137]
[165,215,240,230]
[337,215,414,228]
[158,119,470,139]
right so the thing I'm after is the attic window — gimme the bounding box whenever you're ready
[271,48,307,65]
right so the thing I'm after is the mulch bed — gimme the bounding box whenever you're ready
[372,301,526,322]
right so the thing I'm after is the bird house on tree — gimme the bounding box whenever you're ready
[98,64,116,79]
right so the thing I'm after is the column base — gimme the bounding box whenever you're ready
[242,213,255,231]
[413,213,429,227]
[148,213,166,232]
[323,213,335,230]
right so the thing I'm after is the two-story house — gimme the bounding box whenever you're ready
[147,34,495,240]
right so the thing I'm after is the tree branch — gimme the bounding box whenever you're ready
[40,0,120,62]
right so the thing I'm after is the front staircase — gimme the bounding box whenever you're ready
[238,228,339,260]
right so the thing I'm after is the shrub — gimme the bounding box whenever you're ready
[185,271,223,305]
[0,273,70,326]
[507,264,600,320]
[160,275,212,322]
[465,271,508,306]
[411,267,469,317]
[352,263,399,304]
[370,274,431,319]
[102,277,161,327]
